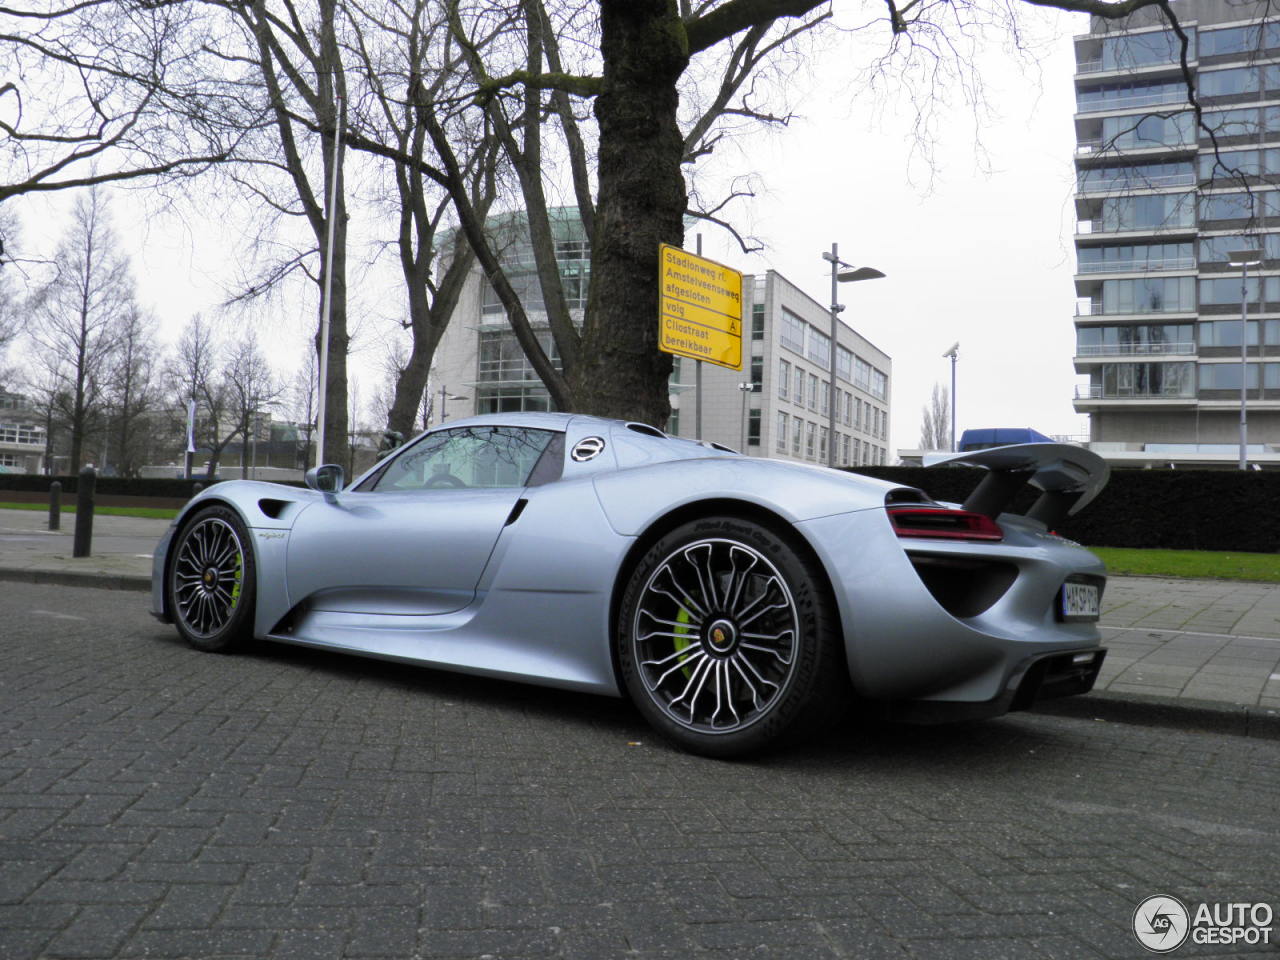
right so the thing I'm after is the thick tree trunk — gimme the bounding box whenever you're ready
[570,0,689,427]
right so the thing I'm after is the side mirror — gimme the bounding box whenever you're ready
[305,464,345,501]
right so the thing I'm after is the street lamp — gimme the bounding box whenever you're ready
[439,385,469,423]
[737,382,755,453]
[823,244,885,467]
[1228,248,1262,470]
[942,342,960,451]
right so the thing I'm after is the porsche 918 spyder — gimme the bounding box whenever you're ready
[152,412,1108,757]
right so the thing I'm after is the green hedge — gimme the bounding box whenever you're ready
[0,475,221,498]
[846,466,1280,553]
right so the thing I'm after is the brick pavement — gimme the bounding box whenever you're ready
[2,582,1279,960]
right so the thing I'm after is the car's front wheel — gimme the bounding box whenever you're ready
[617,515,847,757]
[167,505,256,652]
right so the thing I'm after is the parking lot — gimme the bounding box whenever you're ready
[3,581,1279,959]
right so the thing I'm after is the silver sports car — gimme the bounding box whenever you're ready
[151,412,1109,757]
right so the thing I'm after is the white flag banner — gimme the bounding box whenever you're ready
[186,400,196,454]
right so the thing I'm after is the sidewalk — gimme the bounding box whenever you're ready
[1,507,1277,736]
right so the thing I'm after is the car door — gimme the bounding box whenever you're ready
[285,424,560,615]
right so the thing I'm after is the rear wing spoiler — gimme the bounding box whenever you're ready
[923,443,1109,529]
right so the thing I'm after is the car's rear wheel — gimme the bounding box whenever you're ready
[618,515,847,757]
[167,505,256,653]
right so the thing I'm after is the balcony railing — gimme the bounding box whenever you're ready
[1076,220,1194,236]
[1077,90,1188,111]
[1075,383,1194,399]
[1076,138,1194,156]
[1076,56,1185,75]
[1075,300,1196,316]
[1077,257,1195,274]
[1076,341,1196,357]
[1077,172,1196,192]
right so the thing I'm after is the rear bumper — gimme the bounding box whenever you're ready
[882,646,1107,724]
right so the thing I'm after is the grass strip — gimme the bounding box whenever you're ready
[1090,546,1280,583]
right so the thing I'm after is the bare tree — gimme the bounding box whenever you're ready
[26,186,130,472]
[168,314,240,480]
[105,305,160,477]
[223,334,283,478]
[0,207,25,381]
[919,382,950,451]
[0,0,231,203]
[284,344,319,471]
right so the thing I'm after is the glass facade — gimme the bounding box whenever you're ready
[1077,323,1193,354]
[1078,242,1193,272]
[1088,362,1195,398]
[1078,161,1193,192]
[1100,276,1195,314]
[1100,193,1195,231]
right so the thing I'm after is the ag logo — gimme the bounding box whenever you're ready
[1133,895,1190,953]
[571,436,606,462]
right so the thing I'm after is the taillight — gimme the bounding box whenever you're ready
[887,506,1003,542]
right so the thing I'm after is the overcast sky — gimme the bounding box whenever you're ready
[11,4,1091,456]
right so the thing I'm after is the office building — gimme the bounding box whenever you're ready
[1073,0,1280,466]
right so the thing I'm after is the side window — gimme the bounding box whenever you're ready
[371,426,557,492]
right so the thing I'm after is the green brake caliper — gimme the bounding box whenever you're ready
[229,552,243,610]
[673,606,694,678]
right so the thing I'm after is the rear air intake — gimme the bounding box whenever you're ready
[887,506,1003,542]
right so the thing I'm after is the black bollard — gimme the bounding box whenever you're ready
[73,466,95,558]
[49,481,61,531]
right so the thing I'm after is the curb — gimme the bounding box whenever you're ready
[1034,689,1280,741]
[0,566,151,593]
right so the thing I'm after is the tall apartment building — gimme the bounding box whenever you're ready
[430,210,892,465]
[1073,0,1280,465]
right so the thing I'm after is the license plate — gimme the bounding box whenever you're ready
[1060,581,1100,622]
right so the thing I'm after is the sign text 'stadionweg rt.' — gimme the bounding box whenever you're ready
[659,244,743,371]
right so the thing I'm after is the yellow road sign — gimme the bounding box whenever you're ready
[659,243,743,370]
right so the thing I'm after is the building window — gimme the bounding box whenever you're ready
[777,412,788,452]
[871,370,888,402]
[0,423,44,445]
[792,418,803,457]
[805,421,816,459]
[0,453,18,468]
[752,303,765,341]
[844,392,853,427]
[747,409,761,446]
[668,407,680,436]
[819,427,829,462]
[807,373,819,411]
[478,330,561,382]
[778,359,790,400]
[1198,362,1280,390]
[476,386,553,413]
[750,355,763,388]
[807,327,831,367]
[1200,319,1280,346]
[780,308,806,354]
[841,434,851,465]
[836,345,853,382]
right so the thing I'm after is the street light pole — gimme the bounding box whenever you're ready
[943,342,960,451]
[822,244,885,468]
[737,382,754,452]
[1229,248,1262,470]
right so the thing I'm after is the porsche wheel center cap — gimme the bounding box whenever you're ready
[705,618,738,655]
[203,568,218,589]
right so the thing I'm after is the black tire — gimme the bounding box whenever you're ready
[617,515,848,758]
[167,505,256,653]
